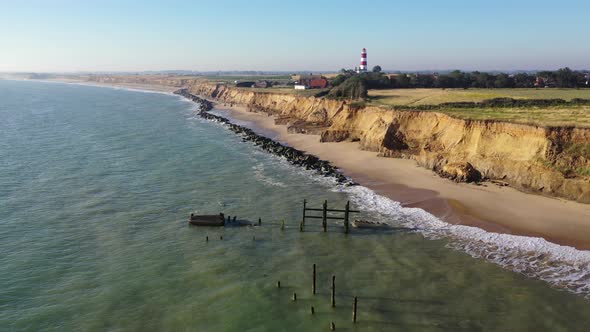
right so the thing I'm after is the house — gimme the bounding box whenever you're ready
[294,85,307,90]
[309,78,329,89]
[294,74,329,89]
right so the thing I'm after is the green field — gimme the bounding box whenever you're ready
[244,87,329,97]
[368,88,590,106]
[203,75,292,84]
[367,88,590,128]
[423,106,590,128]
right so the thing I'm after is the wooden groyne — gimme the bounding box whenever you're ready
[174,89,356,185]
[301,200,359,233]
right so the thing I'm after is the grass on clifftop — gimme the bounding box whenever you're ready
[238,87,329,97]
[368,88,590,106]
[203,75,292,83]
[429,105,590,128]
[367,88,590,127]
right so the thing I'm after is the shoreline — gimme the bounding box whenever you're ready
[205,97,590,251]
[34,78,180,94]
[49,79,590,250]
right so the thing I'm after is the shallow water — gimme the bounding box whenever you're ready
[2,80,590,331]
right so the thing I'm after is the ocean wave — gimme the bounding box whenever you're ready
[252,163,287,188]
[340,184,590,297]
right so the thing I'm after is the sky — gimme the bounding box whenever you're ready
[0,0,589,72]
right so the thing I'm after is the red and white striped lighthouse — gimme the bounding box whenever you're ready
[359,48,368,72]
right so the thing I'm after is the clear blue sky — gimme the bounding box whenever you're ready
[1,0,588,72]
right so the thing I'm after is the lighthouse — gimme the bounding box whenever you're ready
[359,48,368,73]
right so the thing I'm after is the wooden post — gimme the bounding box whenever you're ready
[312,264,316,295]
[233,216,236,222]
[310,306,315,315]
[206,236,208,242]
[258,217,261,226]
[292,293,297,301]
[330,275,335,307]
[281,220,285,231]
[277,281,281,288]
[322,200,328,232]
[302,199,307,229]
[344,201,350,234]
[352,296,357,323]
[330,322,335,330]
[220,235,223,240]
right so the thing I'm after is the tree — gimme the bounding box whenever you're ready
[363,71,391,89]
[372,65,382,73]
[494,73,515,88]
[513,73,534,88]
[392,74,411,88]
[411,74,435,88]
[331,74,349,87]
[328,76,368,99]
[555,67,578,88]
[448,70,468,88]
[471,72,495,88]
[435,75,455,88]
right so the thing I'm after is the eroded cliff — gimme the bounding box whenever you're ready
[79,76,590,203]
[186,81,590,203]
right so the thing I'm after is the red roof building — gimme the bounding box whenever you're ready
[309,78,328,89]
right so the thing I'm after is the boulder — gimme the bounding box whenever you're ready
[439,162,482,183]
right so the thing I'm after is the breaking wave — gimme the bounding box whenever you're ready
[337,184,590,297]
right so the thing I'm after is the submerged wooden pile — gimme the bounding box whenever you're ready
[277,264,360,330]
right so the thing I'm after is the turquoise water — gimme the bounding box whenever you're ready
[2,80,590,331]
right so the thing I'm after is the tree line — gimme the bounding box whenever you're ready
[328,67,589,99]
[391,68,588,89]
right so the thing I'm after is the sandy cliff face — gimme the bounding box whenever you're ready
[187,81,590,203]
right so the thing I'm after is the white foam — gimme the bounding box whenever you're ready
[252,163,287,188]
[340,184,590,297]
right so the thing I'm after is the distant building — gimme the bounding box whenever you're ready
[293,75,329,89]
[309,78,329,89]
[254,80,271,88]
[235,81,256,87]
[294,85,307,90]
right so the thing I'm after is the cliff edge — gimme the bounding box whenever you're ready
[188,81,590,203]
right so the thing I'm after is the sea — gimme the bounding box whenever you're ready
[2,79,590,331]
